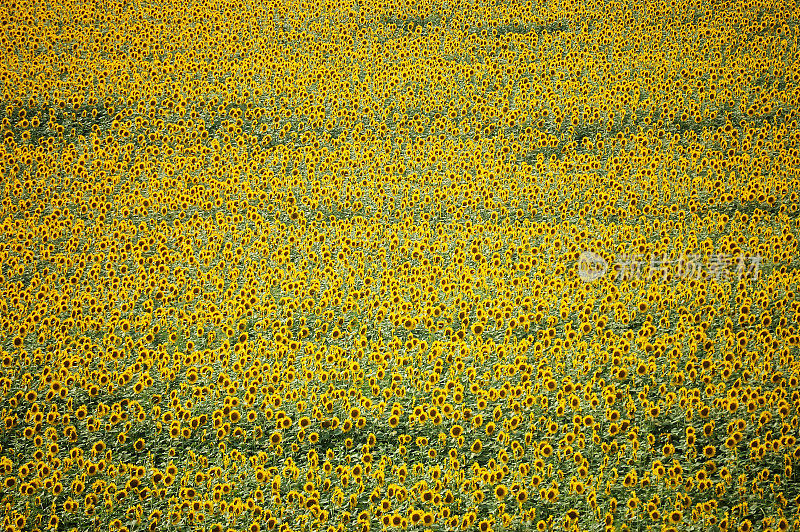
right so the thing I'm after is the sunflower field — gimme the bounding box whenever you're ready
[1,0,800,531]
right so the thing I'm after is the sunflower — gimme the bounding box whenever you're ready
[494,484,507,500]
[471,439,482,454]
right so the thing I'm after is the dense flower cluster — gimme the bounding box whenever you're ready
[1,0,800,531]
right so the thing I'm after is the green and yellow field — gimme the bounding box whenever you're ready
[1,0,800,531]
